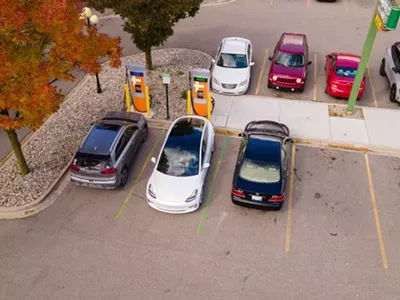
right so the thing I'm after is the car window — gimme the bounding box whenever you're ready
[391,44,400,71]
[217,53,248,68]
[239,159,281,183]
[247,45,251,63]
[74,153,111,170]
[275,51,305,67]
[202,128,208,164]
[115,127,135,160]
[335,66,357,78]
[157,147,200,177]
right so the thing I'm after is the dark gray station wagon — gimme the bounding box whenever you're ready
[70,111,148,189]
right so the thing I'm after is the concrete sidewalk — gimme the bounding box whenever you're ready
[211,94,400,151]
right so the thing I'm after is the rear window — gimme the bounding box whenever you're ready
[239,159,280,183]
[275,52,304,67]
[335,66,357,78]
[74,153,111,170]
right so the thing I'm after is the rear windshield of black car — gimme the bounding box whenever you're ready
[74,153,111,170]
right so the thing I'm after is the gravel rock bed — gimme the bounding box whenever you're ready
[0,48,211,208]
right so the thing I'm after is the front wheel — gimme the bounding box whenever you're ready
[142,125,148,143]
[390,84,397,103]
[379,59,386,76]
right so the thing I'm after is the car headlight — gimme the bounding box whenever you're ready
[272,76,278,81]
[296,78,302,83]
[148,184,156,198]
[185,189,198,202]
[213,77,220,85]
[238,79,248,87]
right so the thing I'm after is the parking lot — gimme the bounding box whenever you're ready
[1,128,400,299]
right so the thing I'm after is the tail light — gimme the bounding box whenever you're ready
[101,168,116,175]
[270,193,285,202]
[232,187,245,198]
[69,164,80,172]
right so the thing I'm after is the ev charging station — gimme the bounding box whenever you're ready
[188,68,213,120]
[125,63,151,116]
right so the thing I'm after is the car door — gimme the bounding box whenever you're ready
[201,126,211,183]
[114,126,135,170]
[126,126,141,163]
[326,54,336,83]
[388,44,400,87]
[247,43,252,78]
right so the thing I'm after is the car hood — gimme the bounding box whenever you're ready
[270,63,305,78]
[213,66,249,84]
[234,172,283,195]
[152,171,200,203]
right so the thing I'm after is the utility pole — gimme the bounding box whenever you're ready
[346,0,400,113]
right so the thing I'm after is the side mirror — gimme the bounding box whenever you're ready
[307,61,312,65]
[211,59,216,64]
[203,162,210,169]
[392,67,397,73]
[268,56,273,61]
[250,62,255,66]
[151,157,156,164]
[284,138,293,145]
[238,132,244,137]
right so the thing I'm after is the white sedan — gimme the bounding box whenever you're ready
[211,37,254,95]
[146,116,215,214]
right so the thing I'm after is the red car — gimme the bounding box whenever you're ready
[325,53,365,100]
[268,32,312,92]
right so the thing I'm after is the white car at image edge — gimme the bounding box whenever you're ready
[146,116,215,214]
[211,37,254,95]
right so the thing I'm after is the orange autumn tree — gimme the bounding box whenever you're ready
[0,0,121,176]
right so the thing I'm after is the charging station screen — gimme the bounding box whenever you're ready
[194,76,208,82]
[198,91,204,99]
[135,85,142,93]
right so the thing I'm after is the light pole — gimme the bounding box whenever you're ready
[80,7,102,94]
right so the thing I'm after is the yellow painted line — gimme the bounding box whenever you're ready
[285,144,296,252]
[115,130,165,221]
[269,0,274,6]
[364,153,388,269]
[367,65,378,107]
[255,49,269,95]
[313,53,318,101]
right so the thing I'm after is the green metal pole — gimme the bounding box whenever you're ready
[346,3,378,113]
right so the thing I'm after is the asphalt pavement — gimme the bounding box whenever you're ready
[1,128,400,299]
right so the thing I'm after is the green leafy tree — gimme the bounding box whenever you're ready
[87,0,203,69]
[0,0,122,176]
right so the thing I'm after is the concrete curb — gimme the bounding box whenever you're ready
[146,119,400,156]
[0,158,72,220]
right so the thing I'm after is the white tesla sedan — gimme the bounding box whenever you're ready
[146,116,215,214]
[211,37,254,95]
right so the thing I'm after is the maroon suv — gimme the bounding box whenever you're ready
[267,33,312,92]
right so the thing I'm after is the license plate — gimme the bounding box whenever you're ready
[251,195,262,201]
[88,184,96,188]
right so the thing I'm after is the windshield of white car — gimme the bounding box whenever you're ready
[275,52,305,67]
[157,147,199,177]
[217,53,248,68]
[335,66,357,78]
[239,159,281,183]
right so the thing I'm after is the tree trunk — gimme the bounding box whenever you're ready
[145,47,153,70]
[5,128,30,176]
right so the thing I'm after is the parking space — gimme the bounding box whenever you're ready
[241,0,400,109]
[2,129,400,299]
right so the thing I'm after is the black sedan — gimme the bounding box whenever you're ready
[231,120,292,210]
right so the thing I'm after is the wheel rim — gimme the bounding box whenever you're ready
[143,128,148,141]
[121,169,128,185]
[390,86,396,102]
